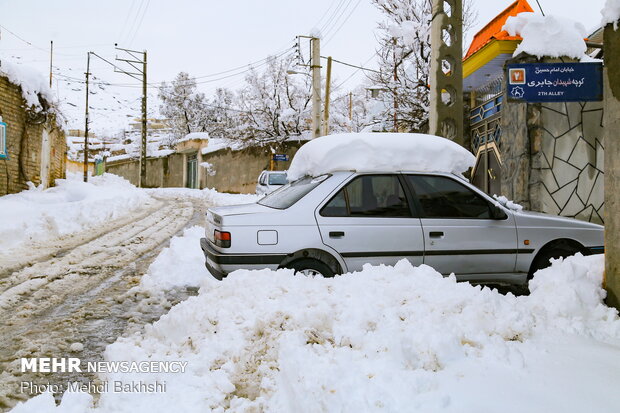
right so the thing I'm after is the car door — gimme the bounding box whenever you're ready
[404,174,518,280]
[315,174,425,272]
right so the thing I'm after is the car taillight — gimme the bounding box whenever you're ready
[214,230,231,248]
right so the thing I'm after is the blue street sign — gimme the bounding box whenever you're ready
[506,62,603,102]
[273,154,289,161]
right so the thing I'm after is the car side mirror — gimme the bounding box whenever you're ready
[490,204,508,220]
[260,182,267,186]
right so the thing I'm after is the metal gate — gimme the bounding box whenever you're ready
[470,93,503,195]
[186,153,197,189]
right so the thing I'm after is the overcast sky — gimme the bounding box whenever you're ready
[0,0,607,133]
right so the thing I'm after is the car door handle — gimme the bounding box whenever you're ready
[429,231,444,238]
[329,231,345,238]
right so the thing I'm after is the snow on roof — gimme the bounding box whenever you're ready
[0,58,55,109]
[287,132,475,181]
[602,0,620,29]
[177,131,210,144]
[503,13,587,60]
[200,138,243,155]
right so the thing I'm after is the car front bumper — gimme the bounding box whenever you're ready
[200,238,286,280]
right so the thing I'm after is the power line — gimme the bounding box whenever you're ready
[0,24,48,52]
[321,55,379,73]
[322,0,356,40]
[318,0,349,35]
[334,52,378,89]
[324,0,363,45]
[118,0,138,41]
[122,0,146,44]
[129,0,151,45]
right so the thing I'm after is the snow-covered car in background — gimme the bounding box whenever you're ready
[256,170,288,195]
[200,133,604,286]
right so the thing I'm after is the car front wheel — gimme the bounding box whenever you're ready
[287,258,335,278]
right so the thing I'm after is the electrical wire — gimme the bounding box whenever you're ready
[128,0,151,45]
[322,0,356,40]
[321,55,380,73]
[117,0,138,41]
[324,0,363,45]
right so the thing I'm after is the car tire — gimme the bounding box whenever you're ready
[287,259,335,278]
[529,241,582,278]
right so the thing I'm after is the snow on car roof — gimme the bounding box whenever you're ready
[287,132,475,181]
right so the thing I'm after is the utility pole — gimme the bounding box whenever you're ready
[322,56,332,136]
[310,36,322,139]
[603,16,620,310]
[83,52,91,183]
[349,91,353,132]
[429,0,464,144]
[141,51,147,188]
[49,41,53,88]
[114,45,148,187]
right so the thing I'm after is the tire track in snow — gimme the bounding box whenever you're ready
[0,198,206,410]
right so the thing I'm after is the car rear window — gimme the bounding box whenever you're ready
[268,173,288,185]
[258,175,329,209]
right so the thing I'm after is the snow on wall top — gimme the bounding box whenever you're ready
[0,59,55,109]
[503,13,587,60]
[602,0,620,29]
[287,133,475,181]
[177,131,210,144]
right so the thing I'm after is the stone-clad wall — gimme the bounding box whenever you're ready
[537,102,604,223]
[0,76,66,196]
[500,60,605,224]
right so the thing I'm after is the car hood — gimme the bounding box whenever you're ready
[513,209,603,229]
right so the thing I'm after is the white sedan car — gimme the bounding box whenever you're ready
[256,170,288,195]
[201,170,604,287]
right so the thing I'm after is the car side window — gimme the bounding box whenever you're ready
[405,175,492,219]
[259,173,266,185]
[321,175,411,217]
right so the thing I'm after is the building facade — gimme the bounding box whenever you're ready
[462,0,604,223]
[0,74,65,196]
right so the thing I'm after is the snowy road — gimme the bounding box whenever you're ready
[0,196,207,410]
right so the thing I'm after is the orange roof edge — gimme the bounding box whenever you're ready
[464,0,535,60]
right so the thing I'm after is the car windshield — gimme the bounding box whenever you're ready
[268,173,288,185]
[258,175,329,209]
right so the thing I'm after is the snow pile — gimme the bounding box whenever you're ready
[602,0,620,29]
[503,13,587,60]
[0,173,153,253]
[136,226,211,293]
[493,194,523,212]
[15,253,620,412]
[146,187,260,204]
[287,133,475,181]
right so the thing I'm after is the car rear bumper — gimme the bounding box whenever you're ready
[200,238,286,280]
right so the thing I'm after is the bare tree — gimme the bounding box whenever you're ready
[158,72,208,145]
[370,0,477,132]
[235,56,313,146]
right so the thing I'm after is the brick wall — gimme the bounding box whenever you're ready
[0,76,66,195]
